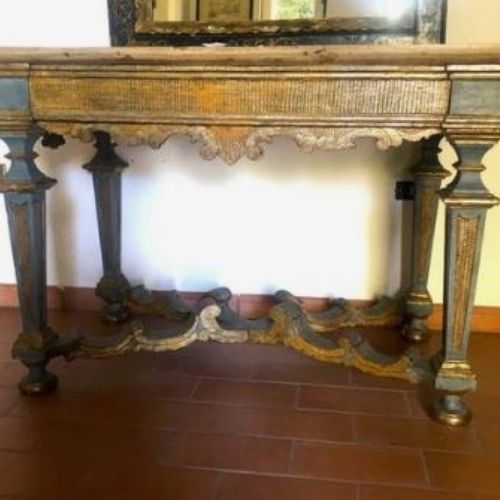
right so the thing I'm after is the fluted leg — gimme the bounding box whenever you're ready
[0,127,76,394]
[403,136,449,342]
[431,142,499,426]
[83,132,130,322]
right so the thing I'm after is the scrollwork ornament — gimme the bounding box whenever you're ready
[39,122,440,165]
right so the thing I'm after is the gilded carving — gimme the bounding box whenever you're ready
[75,289,427,384]
[249,305,420,382]
[416,187,436,284]
[451,215,480,352]
[78,303,248,358]
[38,121,440,165]
[302,295,403,333]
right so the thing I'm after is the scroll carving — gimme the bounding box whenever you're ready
[74,287,430,384]
[39,122,440,165]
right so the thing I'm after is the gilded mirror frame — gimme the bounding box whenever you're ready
[108,0,447,46]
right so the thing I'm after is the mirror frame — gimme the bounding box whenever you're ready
[108,0,447,47]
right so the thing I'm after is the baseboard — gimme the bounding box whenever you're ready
[427,304,500,335]
[0,283,499,334]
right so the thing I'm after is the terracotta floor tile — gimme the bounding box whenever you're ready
[291,441,427,486]
[183,341,306,366]
[216,473,357,500]
[10,390,237,432]
[71,364,199,399]
[1,310,500,499]
[0,387,19,415]
[0,363,29,389]
[0,451,79,497]
[34,421,176,464]
[44,350,201,398]
[162,431,292,473]
[147,340,263,379]
[0,416,42,452]
[159,352,254,379]
[474,421,500,454]
[10,391,133,427]
[351,369,414,391]
[69,464,220,500]
[406,393,428,420]
[250,358,350,386]
[0,309,20,343]
[149,400,243,433]
[425,451,500,495]
[238,406,354,442]
[360,484,498,500]
[355,415,482,452]
[0,343,13,363]
[192,378,297,408]
[355,327,414,357]
[298,385,409,416]
[465,392,500,423]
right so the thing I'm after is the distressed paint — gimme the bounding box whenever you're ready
[450,80,500,116]
[83,132,130,322]
[30,73,450,124]
[0,78,29,109]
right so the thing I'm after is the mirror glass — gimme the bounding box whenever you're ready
[152,0,415,23]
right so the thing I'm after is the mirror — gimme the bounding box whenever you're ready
[108,0,446,46]
[151,0,415,23]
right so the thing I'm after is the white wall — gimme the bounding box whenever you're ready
[0,0,499,306]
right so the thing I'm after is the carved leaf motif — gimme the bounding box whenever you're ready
[39,122,440,165]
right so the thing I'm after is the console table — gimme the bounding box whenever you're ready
[0,45,499,426]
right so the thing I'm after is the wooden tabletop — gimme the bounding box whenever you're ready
[0,45,500,67]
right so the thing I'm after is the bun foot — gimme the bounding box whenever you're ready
[401,319,431,344]
[103,303,129,323]
[19,368,58,396]
[430,394,472,427]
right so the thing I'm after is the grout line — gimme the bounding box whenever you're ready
[292,384,300,409]
[6,385,428,421]
[419,448,432,488]
[210,471,225,500]
[348,367,353,386]
[288,440,297,474]
[403,390,413,417]
[352,414,358,444]
[175,464,436,492]
[6,411,490,456]
[188,377,202,399]
[192,374,414,393]
[356,482,361,500]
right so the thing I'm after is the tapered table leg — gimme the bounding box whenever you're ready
[403,136,449,343]
[431,142,499,426]
[83,132,130,322]
[0,127,76,394]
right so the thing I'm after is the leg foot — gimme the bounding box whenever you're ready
[103,303,129,323]
[96,274,130,323]
[19,366,58,395]
[402,318,431,343]
[430,394,471,427]
[13,328,80,396]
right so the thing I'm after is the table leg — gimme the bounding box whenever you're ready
[432,142,499,426]
[83,132,130,322]
[403,136,448,342]
[0,128,75,394]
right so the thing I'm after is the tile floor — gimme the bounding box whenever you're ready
[0,308,499,499]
